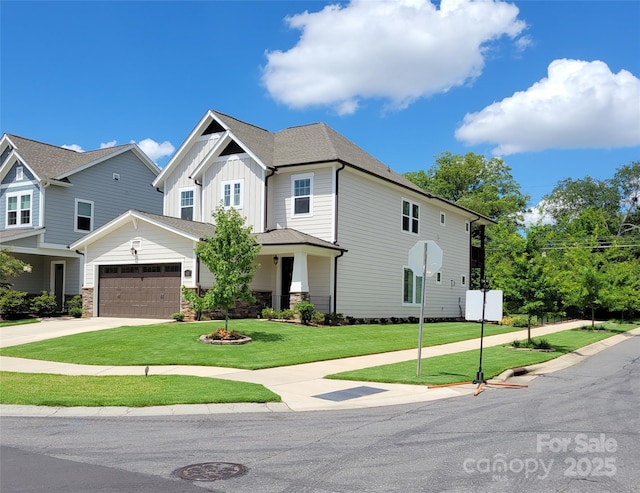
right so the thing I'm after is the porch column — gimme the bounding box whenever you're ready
[289,251,309,308]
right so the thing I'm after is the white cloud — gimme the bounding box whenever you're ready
[132,138,175,162]
[100,140,117,149]
[455,59,640,155]
[61,144,84,152]
[262,0,526,114]
[523,200,554,227]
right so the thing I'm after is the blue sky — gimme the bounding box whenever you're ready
[2,0,639,218]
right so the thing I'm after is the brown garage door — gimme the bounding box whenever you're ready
[98,264,181,318]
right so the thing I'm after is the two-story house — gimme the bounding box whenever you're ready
[71,110,494,319]
[0,134,163,309]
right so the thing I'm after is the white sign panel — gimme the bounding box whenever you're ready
[408,240,443,277]
[465,290,503,322]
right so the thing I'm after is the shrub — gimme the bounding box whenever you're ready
[261,307,277,320]
[295,301,315,325]
[66,295,83,311]
[69,307,83,318]
[0,288,28,319]
[207,328,243,340]
[511,339,521,348]
[533,338,552,350]
[312,311,325,324]
[30,291,58,317]
[172,312,185,322]
[280,309,295,320]
[324,312,344,326]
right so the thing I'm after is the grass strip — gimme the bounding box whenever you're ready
[0,372,280,407]
[327,323,637,386]
[0,319,39,328]
[0,320,523,369]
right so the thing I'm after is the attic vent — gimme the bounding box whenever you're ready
[202,120,225,135]
[113,173,120,181]
[220,140,244,156]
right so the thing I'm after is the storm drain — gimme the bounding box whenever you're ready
[173,462,247,481]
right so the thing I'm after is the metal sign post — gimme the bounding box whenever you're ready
[416,242,428,376]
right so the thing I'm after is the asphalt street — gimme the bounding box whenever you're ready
[1,331,638,493]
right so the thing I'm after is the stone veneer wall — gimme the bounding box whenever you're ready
[81,287,94,318]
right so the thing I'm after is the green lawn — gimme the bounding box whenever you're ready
[0,318,39,328]
[0,319,523,369]
[327,323,637,386]
[0,372,280,407]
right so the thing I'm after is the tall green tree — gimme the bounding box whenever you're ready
[404,152,528,221]
[183,205,261,329]
[613,160,640,235]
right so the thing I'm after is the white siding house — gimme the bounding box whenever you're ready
[72,110,493,319]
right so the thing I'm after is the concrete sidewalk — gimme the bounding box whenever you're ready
[1,318,637,415]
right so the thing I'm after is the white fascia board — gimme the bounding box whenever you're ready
[153,110,222,188]
[190,131,232,179]
[69,210,201,249]
[0,148,41,184]
[228,131,268,171]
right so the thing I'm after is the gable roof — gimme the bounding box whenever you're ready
[70,209,346,253]
[153,109,495,225]
[1,134,160,182]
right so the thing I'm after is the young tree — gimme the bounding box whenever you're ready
[186,205,261,329]
[0,250,31,288]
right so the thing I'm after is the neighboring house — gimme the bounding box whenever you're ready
[71,110,494,319]
[0,134,163,309]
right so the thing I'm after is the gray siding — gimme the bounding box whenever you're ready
[44,150,162,246]
[0,162,41,229]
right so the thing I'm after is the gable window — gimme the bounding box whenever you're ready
[402,199,419,234]
[402,267,423,305]
[222,179,243,209]
[292,173,313,216]
[6,191,31,227]
[440,212,446,226]
[180,188,194,220]
[75,199,94,232]
[16,167,24,181]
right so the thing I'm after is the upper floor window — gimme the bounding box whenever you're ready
[402,199,419,234]
[292,173,313,217]
[180,188,194,221]
[222,179,243,209]
[6,191,31,227]
[16,167,24,181]
[75,199,94,232]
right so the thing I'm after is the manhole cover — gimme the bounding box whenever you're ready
[173,462,247,481]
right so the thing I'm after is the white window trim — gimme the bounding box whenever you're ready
[179,186,196,221]
[439,211,446,226]
[402,266,423,306]
[74,198,94,233]
[291,173,313,218]
[5,190,32,228]
[221,179,244,210]
[401,198,420,235]
[16,166,23,181]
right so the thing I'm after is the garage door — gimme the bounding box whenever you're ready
[98,263,181,318]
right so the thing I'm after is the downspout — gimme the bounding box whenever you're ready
[264,167,276,232]
[332,163,346,313]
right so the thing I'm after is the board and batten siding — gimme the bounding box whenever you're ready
[0,161,41,228]
[335,168,471,319]
[268,166,334,242]
[162,135,221,221]
[82,221,196,289]
[43,150,162,246]
[201,155,264,231]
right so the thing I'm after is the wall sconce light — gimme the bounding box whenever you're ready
[130,247,137,256]
[273,255,279,265]
[184,269,192,278]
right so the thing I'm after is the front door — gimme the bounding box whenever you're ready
[280,257,294,310]
[53,262,65,311]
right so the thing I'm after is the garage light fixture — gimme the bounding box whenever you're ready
[130,246,137,256]
[273,255,279,265]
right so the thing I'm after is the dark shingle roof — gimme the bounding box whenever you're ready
[5,134,131,180]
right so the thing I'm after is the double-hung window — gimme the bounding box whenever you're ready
[180,188,194,220]
[402,199,419,234]
[403,267,423,305]
[6,191,32,227]
[75,199,94,232]
[222,179,243,209]
[292,173,313,216]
